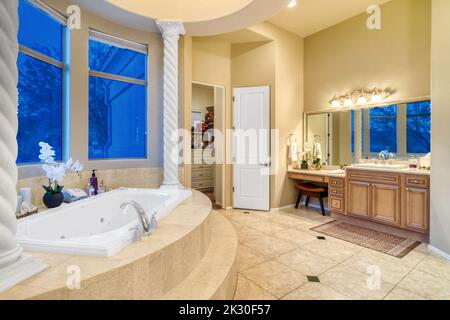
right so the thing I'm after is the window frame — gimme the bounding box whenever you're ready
[88,29,149,160]
[406,101,431,155]
[17,0,70,165]
[357,101,431,159]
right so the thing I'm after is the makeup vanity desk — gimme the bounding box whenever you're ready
[287,166,345,183]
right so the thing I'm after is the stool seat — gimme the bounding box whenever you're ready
[295,183,329,216]
[296,183,327,193]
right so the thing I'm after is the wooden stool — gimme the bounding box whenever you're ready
[295,183,328,216]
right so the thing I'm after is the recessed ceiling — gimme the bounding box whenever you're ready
[106,0,254,23]
[75,0,287,36]
[269,0,392,38]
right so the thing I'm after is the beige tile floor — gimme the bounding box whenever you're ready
[219,207,450,300]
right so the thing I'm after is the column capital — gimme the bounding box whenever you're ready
[156,20,186,38]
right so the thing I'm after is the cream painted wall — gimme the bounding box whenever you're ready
[20,0,164,180]
[247,23,304,209]
[190,23,303,209]
[304,0,431,112]
[191,38,233,206]
[231,40,276,206]
[179,35,193,187]
[430,0,450,256]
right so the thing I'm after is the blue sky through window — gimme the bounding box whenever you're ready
[17,0,64,164]
[88,39,147,159]
[370,105,397,153]
[407,100,431,154]
[18,0,63,61]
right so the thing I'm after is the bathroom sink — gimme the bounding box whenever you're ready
[352,163,408,170]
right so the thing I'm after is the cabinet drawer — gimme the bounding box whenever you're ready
[330,178,344,188]
[406,175,429,189]
[330,187,344,197]
[192,170,213,179]
[192,179,214,189]
[329,197,345,214]
[192,165,214,171]
[347,170,400,185]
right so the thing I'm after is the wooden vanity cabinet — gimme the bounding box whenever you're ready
[344,169,430,234]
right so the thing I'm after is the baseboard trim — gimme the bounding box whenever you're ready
[428,245,450,261]
[271,204,295,212]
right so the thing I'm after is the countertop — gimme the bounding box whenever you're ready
[288,165,431,178]
[346,165,431,176]
[287,166,346,178]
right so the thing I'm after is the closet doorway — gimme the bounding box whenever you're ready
[191,82,226,209]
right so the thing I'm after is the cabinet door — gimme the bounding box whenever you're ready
[371,183,401,226]
[347,181,371,218]
[404,187,429,233]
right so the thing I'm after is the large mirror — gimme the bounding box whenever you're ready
[305,99,431,166]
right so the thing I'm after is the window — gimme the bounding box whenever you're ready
[17,0,67,164]
[407,100,431,154]
[88,31,148,159]
[369,105,397,153]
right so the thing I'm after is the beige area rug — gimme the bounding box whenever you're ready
[311,221,421,258]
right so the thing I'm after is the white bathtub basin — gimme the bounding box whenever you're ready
[16,188,192,257]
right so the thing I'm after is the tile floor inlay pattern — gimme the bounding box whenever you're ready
[219,207,450,300]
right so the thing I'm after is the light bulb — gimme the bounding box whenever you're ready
[330,96,341,107]
[344,95,353,106]
[288,0,297,8]
[357,92,368,105]
[371,88,382,103]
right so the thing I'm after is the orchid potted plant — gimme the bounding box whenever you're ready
[39,142,83,208]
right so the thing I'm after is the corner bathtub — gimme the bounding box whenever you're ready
[16,188,192,257]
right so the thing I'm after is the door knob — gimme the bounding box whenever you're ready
[260,162,270,167]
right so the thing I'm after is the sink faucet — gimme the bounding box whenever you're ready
[120,201,157,238]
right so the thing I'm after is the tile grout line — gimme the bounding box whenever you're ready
[382,251,433,300]
[237,272,278,300]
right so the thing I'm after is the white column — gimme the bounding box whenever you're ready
[0,0,47,293]
[156,21,185,188]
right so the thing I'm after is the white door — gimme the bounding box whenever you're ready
[233,86,270,211]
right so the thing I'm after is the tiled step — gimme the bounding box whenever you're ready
[161,213,238,300]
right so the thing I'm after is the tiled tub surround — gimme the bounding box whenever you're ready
[0,190,238,300]
[16,188,192,256]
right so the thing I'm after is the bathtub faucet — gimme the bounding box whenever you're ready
[120,201,155,238]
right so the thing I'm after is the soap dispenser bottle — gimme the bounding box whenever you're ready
[90,170,99,195]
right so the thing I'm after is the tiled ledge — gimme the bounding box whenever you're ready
[0,190,213,300]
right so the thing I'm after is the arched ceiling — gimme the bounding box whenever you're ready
[74,0,287,36]
[106,0,254,23]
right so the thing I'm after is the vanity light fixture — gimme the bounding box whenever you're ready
[288,0,297,8]
[329,88,393,108]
